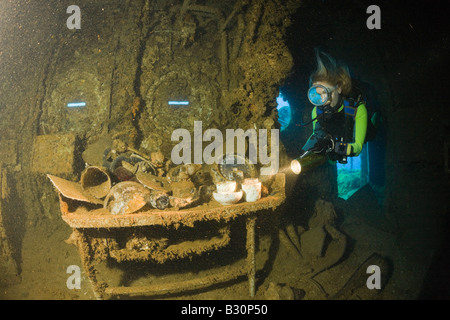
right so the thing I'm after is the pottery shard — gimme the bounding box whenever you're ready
[136,171,171,193]
[32,134,76,175]
[171,180,196,198]
[47,174,103,205]
[300,226,326,258]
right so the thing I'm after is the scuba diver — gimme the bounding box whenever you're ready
[291,50,379,174]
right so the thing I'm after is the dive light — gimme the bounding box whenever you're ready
[290,151,327,175]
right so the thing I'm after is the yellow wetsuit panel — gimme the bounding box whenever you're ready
[350,103,367,156]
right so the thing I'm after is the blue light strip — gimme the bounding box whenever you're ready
[67,102,87,108]
[168,101,189,106]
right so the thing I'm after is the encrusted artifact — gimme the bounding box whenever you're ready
[80,166,111,199]
[103,181,151,215]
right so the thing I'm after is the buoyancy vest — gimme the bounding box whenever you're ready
[315,97,363,144]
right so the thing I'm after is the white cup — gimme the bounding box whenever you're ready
[241,181,261,202]
[243,178,259,185]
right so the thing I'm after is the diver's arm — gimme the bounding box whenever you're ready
[348,104,368,156]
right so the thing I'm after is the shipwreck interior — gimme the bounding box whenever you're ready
[0,0,449,300]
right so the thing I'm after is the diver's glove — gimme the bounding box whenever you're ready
[310,137,334,154]
[331,140,351,164]
[334,140,354,156]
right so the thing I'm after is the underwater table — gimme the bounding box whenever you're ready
[51,173,286,300]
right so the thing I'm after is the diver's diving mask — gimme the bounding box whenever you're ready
[307,84,337,107]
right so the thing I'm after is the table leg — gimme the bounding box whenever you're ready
[246,216,256,297]
[75,229,105,300]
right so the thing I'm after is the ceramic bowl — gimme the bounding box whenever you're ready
[216,181,237,193]
[213,191,243,205]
